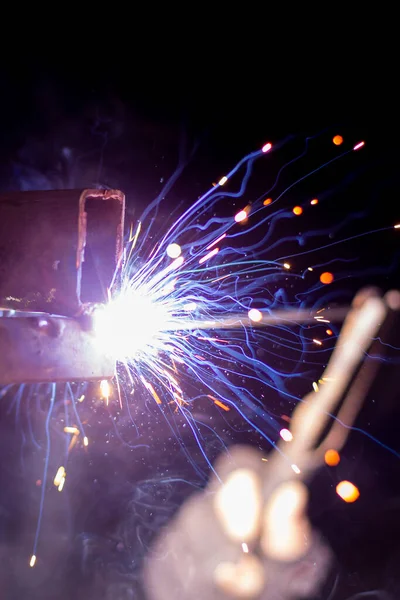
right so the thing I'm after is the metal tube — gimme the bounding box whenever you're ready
[0,189,125,317]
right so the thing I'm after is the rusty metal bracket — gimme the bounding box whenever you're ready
[0,189,125,317]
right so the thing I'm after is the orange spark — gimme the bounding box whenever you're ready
[320,272,334,285]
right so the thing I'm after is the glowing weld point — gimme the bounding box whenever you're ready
[283,263,291,270]
[280,428,293,442]
[394,224,400,229]
[242,542,249,553]
[261,142,272,153]
[235,210,248,223]
[248,308,262,322]
[30,555,37,568]
[218,176,228,186]
[291,464,301,474]
[166,243,182,259]
[353,141,365,151]
[199,247,219,264]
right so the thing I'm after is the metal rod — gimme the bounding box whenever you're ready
[167,306,350,331]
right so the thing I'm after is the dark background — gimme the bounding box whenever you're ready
[0,48,400,600]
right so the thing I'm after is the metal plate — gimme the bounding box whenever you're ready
[0,314,115,384]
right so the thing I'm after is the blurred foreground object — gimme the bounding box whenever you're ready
[143,287,400,599]
[0,189,125,384]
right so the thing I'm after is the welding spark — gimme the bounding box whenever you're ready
[5,131,396,569]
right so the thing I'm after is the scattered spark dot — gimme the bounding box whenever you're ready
[313,339,322,346]
[212,398,230,412]
[333,135,344,146]
[293,206,303,216]
[235,209,248,223]
[353,141,365,151]
[242,542,249,553]
[83,436,89,447]
[291,464,301,474]
[54,466,66,491]
[325,449,341,467]
[326,329,333,335]
[30,555,37,568]
[166,243,182,259]
[248,308,263,322]
[183,302,197,312]
[64,426,79,435]
[310,198,319,205]
[218,176,228,186]
[263,197,272,206]
[206,233,226,250]
[308,267,313,271]
[35,480,41,487]
[280,428,293,442]
[199,247,219,264]
[320,271,334,284]
[261,457,268,462]
[283,263,291,270]
[312,382,319,392]
[77,394,85,403]
[261,142,272,153]
[336,480,360,503]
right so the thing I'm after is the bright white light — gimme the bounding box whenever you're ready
[235,210,247,223]
[248,308,262,322]
[280,428,293,442]
[166,243,182,259]
[94,290,171,360]
[183,302,197,312]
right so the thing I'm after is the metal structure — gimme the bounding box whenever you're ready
[0,189,125,384]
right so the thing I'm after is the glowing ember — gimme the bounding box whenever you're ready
[320,272,334,284]
[336,480,360,503]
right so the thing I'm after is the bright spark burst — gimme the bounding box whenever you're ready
[3,132,382,568]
